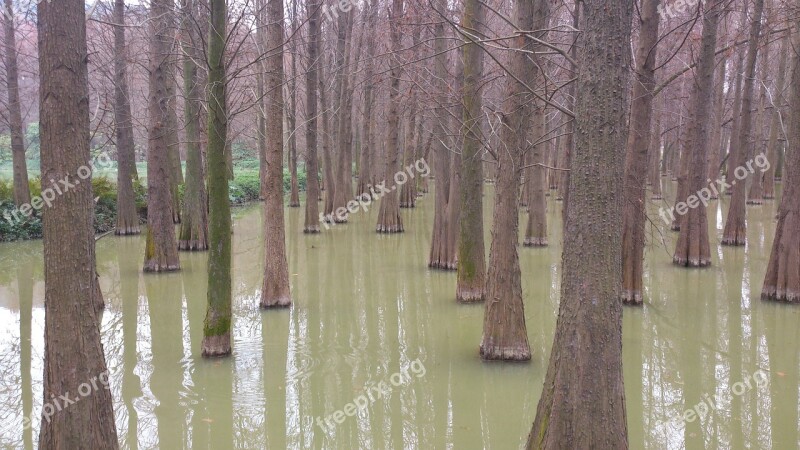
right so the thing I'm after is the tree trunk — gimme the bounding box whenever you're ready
[37,0,119,445]
[747,39,769,205]
[375,0,404,233]
[526,0,632,446]
[480,0,548,361]
[762,22,800,302]
[356,1,377,197]
[144,0,181,273]
[303,0,321,233]
[673,2,720,268]
[649,109,662,200]
[4,0,31,207]
[706,49,727,194]
[331,10,355,222]
[763,36,789,200]
[524,106,548,247]
[260,0,291,307]
[112,0,140,235]
[288,7,300,208]
[620,0,659,303]
[456,0,486,303]
[428,0,455,269]
[722,0,764,245]
[202,0,232,357]
[178,0,209,250]
[320,57,336,219]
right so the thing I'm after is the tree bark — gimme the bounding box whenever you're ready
[178,0,209,250]
[202,0,232,357]
[722,0,764,245]
[4,0,31,207]
[620,0,659,303]
[113,0,140,235]
[526,0,632,446]
[375,0,404,233]
[37,0,119,445]
[260,0,291,307]
[524,106,548,247]
[763,35,789,200]
[144,0,181,272]
[673,1,720,268]
[480,0,548,361]
[762,22,800,302]
[747,38,769,205]
[287,5,300,208]
[456,0,486,303]
[303,0,321,233]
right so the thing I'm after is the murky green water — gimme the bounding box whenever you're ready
[0,181,797,449]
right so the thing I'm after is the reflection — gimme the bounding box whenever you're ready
[144,270,186,448]
[117,237,142,450]
[18,258,34,450]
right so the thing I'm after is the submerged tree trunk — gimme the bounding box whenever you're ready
[722,0,764,245]
[260,0,291,308]
[620,0,659,304]
[331,10,355,223]
[37,0,119,445]
[747,42,769,205]
[356,1,377,197]
[375,0,404,233]
[706,49,727,195]
[144,0,181,273]
[113,0,140,235]
[524,106,548,247]
[456,0,487,303]
[763,36,789,200]
[4,0,30,207]
[762,24,800,303]
[178,0,209,250]
[202,0,232,357]
[288,7,300,208]
[673,1,720,268]
[303,0,321,233]
[649,110,663,200]
[526,0,632,446]
[480,0,548,361]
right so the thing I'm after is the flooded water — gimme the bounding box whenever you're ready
[0,180,796,449]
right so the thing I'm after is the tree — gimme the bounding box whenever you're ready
[144,0,181,272]
[375,0,404,233]
[287,0,301,208]
[112,0,141,236]
[762,36,789,200]
[178,0,209,250]
[526,0,632,446]
[260,0,291,308]
[524,108,548,247]
[620,0,659,303]
[4,0,31,207]
[428,0,460,269]
[761,23,800,303]
[480,0,549,361]
[673,0,720,268]
[37,0,118,445]
[456,0,486,303]
[303,0,321,233]
[722,0,765,245]
[202,0,232,356]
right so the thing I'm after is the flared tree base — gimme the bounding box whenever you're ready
[762,289,800,303]
[650,194,662,200]
[115,226,141,236]
[178,240,209,251]
[672,256,712,267]
[620,290,643,306]
[456,287,484,303]
[260,295,291,309]
[428,261,457,270]
[523,237,548,247]
[201,334,231,357]
[377,225,404,233]
[480,342,531,361]
[747,199,764,205]
[303,226,321,234]
[143,260,181,273]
